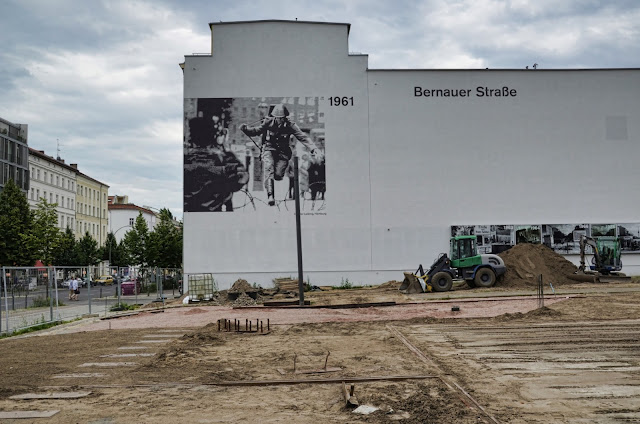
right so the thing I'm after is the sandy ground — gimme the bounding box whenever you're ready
[0,283,639,423]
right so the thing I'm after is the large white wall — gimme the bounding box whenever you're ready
[183,21,374,288]
[367,69,640,273]
[183,21,640,288]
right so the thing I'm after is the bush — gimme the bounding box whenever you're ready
[333,278,353,290]
[110,302,138,312]
[30,296,51,308]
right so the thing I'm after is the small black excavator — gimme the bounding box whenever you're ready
[400,236,507,293]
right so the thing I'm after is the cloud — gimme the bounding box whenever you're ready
[1,0,639,220]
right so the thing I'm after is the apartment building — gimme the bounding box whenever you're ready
[76,172,109,246]
[0,117,29,194]
[28,148,77,230]
[108,195,157,243]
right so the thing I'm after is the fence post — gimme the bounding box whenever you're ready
[49,269,53,322]
[2,267,9,333]
[87,266,92,315]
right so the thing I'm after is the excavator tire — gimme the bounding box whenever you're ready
[466,280,477,289]
[474,268,496,288]
[431,272,453,292]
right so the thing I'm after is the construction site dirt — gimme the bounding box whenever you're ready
[1,245,639,423]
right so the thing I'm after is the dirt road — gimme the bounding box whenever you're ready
[0,286,639,423]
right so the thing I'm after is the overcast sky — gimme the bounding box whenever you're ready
[1,0,638,219]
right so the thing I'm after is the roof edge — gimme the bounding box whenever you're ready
[208,19,351,34]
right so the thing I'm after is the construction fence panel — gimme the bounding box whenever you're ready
[2,266,59,335]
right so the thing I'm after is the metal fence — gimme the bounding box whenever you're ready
[1,266,183,335]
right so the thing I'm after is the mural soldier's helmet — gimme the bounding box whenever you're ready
[271,104,290,118]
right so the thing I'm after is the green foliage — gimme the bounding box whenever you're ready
[0,318,80,339]
[332,278,362,290]
[110,302,138,312]
[75,231,100,265]
[23,198,60,266]
[30,296,52,308]
[147,208,182,269]
[53,227,77,265]
[122,212,149,269]
[102,232,124,266]
[0,179,35,266]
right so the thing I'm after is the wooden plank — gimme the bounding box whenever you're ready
[0,410,59,419]
[10,391,91,400]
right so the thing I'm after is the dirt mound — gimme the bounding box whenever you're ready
[498,243,578,288]
[493,306,563,322]
[232,292,258,306]
[229,279,256,293]
[377,280,402,290]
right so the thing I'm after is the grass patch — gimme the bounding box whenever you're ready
[110,302,139,312]
[332,278,363,290]
[29,296,65,308]
[0,318,80,339]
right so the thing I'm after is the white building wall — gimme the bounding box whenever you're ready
[182,21,640,289]
[28,154,76,231]
[109,208,157,243]
[367,69,640,273]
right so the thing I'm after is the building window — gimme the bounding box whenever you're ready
[37,169,40,180]
[56,176,59,186]
[55,194,58,204]
[49,193,52,203]
[36,189,40,199]
[129,218,134,226]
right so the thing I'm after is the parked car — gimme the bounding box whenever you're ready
[121,279,142,295]
[95,275,115,286]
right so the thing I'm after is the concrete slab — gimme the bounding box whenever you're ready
[142,334,180,338]
[0,410,59,419]
[52,373,106,378]
[10,391,92,400]
[117,346,149,350]
[79,362,138,367]
[99,353,155,358]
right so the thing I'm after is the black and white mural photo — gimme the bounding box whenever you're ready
[542,224,588,254]
[184,97,326,213]
[453,222,640,255]
[617,223,640,253]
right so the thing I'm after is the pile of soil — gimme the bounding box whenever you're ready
[229,279,256,293]
[232,292,258,306]
[498,243,578,288]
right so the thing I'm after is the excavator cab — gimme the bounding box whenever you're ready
[592,237,623,273]
[450,236,482,269]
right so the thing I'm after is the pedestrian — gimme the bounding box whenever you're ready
[71,276,79,301]
[68,276,75,300]
[240,104,322,206]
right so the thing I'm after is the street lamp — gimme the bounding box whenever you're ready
[109,225,132,266]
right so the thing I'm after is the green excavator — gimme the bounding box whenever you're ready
[571,235,631,283]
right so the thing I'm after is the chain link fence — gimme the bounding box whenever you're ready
[1,266,183,335]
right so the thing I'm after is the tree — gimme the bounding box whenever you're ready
[0,179,35,266]
[122,212,149,270]
[23,198,60,266]
[74,232,100,266]
[148,208,183,269]
[53,227,77,266]
[102,232,124,267]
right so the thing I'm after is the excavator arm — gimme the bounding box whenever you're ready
[579,236,602,272]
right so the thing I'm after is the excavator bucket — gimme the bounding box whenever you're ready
[400,272,424,294]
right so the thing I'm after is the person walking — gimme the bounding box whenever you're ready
[240,104,322,206]
[70,276,79,301]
